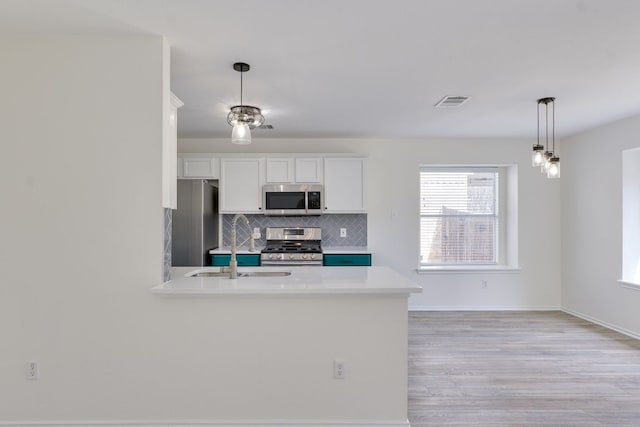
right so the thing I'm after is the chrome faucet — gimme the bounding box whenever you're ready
[229,214,255,279]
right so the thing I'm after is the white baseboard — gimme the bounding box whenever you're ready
[409,305,560,311]
[562,308,640,340]
[0,420,410,427]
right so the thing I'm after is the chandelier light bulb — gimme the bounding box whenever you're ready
[547,157,560,179]
[231,122,251,145]
[532,145,545,167]
[540,151,552,173]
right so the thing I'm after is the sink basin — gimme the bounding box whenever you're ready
[190,272,230,277]
[238,271,291,277]
[188,271,291,278]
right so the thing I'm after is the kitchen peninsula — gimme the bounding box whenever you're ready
[151,266,421,427]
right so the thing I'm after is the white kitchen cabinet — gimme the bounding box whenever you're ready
[266,157,323,184]
[180,156,220,178]
[265,158,294,183]
[323,157,366,213]
[162,92,183,209]
[220,158,264,213]
[295,157,323,183]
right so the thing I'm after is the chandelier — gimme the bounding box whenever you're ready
[227,62,264,144]
[532,97,560,179]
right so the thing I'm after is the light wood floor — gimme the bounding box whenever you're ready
[408,311,640,426]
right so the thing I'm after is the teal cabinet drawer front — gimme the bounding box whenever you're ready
[211,254,261,267]
[323,254,371,266]
[237,255,261,266]
[211,255,230,266]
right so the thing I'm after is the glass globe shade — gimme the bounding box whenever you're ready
[231,123,251,145]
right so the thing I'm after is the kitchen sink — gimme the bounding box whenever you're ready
[190,272,230,277]
[188,271,291,278]
[238,271,291,277]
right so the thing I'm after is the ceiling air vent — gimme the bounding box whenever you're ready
[258,124,274,129]
[434,96,471,108]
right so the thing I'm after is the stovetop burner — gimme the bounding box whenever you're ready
[260,227,323,265]
[263,240,322,253]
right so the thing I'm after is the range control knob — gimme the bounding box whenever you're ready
[289,254,296,260]
[270,254,278,260]
[302,254,310,260]
[310,254,316,259]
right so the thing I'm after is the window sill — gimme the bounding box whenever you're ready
[417,266,520,274]
[618,280,640,291]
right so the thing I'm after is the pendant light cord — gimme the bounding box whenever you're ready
[240,69,244,106]
[552,100,555,154]
[546,101,549,152]
[537,101,540,147]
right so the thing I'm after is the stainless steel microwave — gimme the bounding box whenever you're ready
[263,184,323,216]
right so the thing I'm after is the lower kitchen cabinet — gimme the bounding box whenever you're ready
[211,254,261,267]
[323,253,372,267]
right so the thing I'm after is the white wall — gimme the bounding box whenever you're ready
[0,35,165,422]
[562,114,640,337]
[179,138,562,310]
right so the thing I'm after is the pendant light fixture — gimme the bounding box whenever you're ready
[534,97,560,179]
[532,102,545,167]
[227,62,264,145]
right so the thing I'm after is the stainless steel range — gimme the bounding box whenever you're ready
[260,227,323,266]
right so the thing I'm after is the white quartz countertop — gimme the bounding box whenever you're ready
[209,246,370,254]
[209,247,261,254]
[152,266,421,296]
[322,247,370,254]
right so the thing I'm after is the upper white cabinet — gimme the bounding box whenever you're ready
[265,157,323,184]
[295,158,323,183]
[323,157,366,213]
[179,156,220,179]
[162,92,183,210]
[220,158,264,213]
[180,154,365,214]
[265,158,294,183]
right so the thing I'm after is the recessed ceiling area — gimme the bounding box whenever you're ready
[2,0,640,139]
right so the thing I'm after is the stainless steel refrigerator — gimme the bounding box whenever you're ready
[172,180,219,266]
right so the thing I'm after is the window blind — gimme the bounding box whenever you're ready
[420,168,498,265]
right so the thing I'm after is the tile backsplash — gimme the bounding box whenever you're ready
[163,208,172,282]
[222,214,367,248]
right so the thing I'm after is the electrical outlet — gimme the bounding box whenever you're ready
[340,228,347,238]
[26,361,39,380]
[334,359,345,379]
[481,280,488,289]
[253,227,261,239]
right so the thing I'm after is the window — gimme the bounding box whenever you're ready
[420,167,500,267]
[621,147,640,287]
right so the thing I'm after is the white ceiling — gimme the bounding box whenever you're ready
[3,0,640,139]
